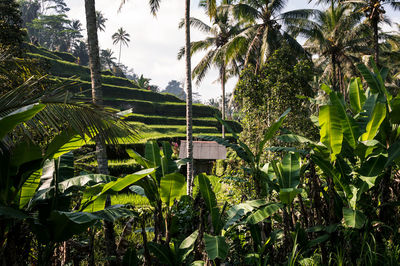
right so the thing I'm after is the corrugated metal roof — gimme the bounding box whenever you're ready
[179,141,227,160]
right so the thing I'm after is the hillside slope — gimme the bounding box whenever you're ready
[26,44,242,143]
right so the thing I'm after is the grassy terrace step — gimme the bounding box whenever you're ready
[27,52,134,87]
[125,113,243,132]
[64,78,183,103]
[104,98,221,117]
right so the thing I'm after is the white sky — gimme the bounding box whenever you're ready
[64,0,399,102]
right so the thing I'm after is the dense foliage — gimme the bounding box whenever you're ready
[2,0,400,265]
[235,45,316,157]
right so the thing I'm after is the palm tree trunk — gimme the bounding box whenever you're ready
[331,53,337,91]
[372,17,379,66]
[220,65,226,138]
[84,1,117,265]
[118,41,122,64]
[185,0,194,196]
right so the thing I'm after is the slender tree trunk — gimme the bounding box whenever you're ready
[220,65,226,138]
[185,0,194,196]
[372,18,379,66]
[84,1,117,265]
[331,53,337,91]
[118,42,122,64]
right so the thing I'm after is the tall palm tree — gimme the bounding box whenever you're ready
[100,48,117,70]
[112,27,130,64]
[118,0,196,195]
[228,0,310,71]
[314,0,400,65]
[179,2,243,137]
[95,10,107,32]
[288,3,370,94]
[84,1,117,264]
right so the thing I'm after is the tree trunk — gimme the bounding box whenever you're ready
[220,65,226,138]
[331,53,337,91]
[372,17,379,66]
[84,1,117,265]
[118,41,122,64]
[185,0,194,196]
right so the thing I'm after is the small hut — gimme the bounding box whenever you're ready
[179,141,227,175]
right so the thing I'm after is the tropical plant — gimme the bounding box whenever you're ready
[84,0,117,262]
[278,59,400,251]
[100,48,117,70]
[288,2,370,94]
[227,0,310,70]
[179,1,243,137]
[112,27,131,64]
[95,10,107,32]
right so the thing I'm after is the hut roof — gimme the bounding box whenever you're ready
[179,141,227,160]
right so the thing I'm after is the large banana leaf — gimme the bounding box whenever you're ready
[280,153,300,188]
[348,78,366,114]
[245,203,282,224]
[279,188,304,205]
[319,105,343,160]
[145,140,161,167]
[159,172,186,206]
[197,173,221,234]
[179,230,199,261]
[330,92,359,149]
[47,207,136,242]
[126,148,152,168]
[342,208,366,229]
[361,102,386,141]
[45,130,89,160]
[0,103,46,139]
[225,199,268,229]
[80,168,155,208]
[204,234,229,260]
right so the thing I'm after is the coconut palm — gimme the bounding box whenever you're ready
[100,48,117,70]
[85,0,118,264]
[118,0,196,195]
[179,2,243,137]
[287,3,370,94]
[314,0,400,65]
[95,10,107,32]
[227,0,311,71]
[68,19,83,51]
[112,27,130,64]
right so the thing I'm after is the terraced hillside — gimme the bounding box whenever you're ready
[26,44,242,143]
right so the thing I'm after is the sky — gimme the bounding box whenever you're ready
[64,0,399,102]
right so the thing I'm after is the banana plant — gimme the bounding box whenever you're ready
[119,140,188,244]
[199,108,291,197]
[278,59,400,229]
[0,131,138,265]
[177,174,282,264]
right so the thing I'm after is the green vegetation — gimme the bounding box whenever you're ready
[2,0,400,265]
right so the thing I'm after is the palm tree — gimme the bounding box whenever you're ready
[314,0,400,65]
[68,19,83,52]
[228,0,310,71]
[288,3,370,94]
[179,2,243,137]
[112,27,130,64]
[100,48,117,70]
[84,1,117,264]
[118,0,195,195]
[95,10,107,32]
